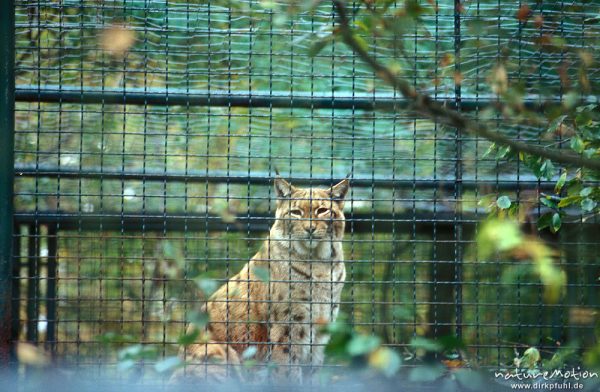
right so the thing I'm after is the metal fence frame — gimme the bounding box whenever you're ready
[1,0,16,367]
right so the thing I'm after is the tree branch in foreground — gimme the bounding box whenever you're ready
[332,0,600,172]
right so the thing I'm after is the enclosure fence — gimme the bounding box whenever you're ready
[2,0,599,377]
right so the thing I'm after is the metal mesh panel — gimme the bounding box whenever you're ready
[11,0,600,376]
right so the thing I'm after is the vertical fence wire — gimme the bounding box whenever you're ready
[453,0,463,341]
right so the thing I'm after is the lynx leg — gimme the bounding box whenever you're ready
[268,305,311,383]
[170,341,243,383]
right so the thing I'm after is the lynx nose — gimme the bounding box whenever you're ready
[305,226,316,235]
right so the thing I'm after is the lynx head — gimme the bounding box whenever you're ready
[271,177,349,253]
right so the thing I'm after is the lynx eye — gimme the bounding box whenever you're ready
[315,207,330,216]
[289,209,303,217]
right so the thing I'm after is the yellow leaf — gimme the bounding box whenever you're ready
[352,34,369,53]
[490,64,508,94]
[100,25,136,58]
[368,347,402,377]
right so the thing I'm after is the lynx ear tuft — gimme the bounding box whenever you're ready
[274,177,294,198]
[329,178,350,201]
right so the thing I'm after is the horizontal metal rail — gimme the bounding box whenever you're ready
[13,211,596,233]
[13,86,581,110]
[14,165,561,191]
[14,211,479,233]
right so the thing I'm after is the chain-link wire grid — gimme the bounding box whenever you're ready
[10,0,600,376]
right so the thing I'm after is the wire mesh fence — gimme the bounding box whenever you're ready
[8,0,600,379]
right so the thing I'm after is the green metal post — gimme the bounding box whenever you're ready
[0,0,16,366]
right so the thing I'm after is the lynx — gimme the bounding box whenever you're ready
[171,177,349,383]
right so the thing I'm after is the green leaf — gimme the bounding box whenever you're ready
[571,137,586,153]
[177,328,200,346]
[537,212,554,231]
[410,337,443,352]
[252,266,270,283]
[99,332,135,345]
[551,213,562,233]
[540,159,556,181]
[354,17,373,33]
[496,145,511,160]
[408,364,446,382]
[555,171,567,193]
[347,334,381,356]
[543,345,579,370]
[273,13,287,26]
[581,198,597,212]
[477,220,523,257]
[243,359,257,369]
[117,359,136,371]
[580,187,593,197]
[584,148,597,158]
[520,347,541,369]
[368,347,402,377]
[567,181,583,196]
[392,306,414,321]
[575,109,594,126]
[154,356,183,373]
[352,34,369,53]
[477,194,496,211]
[558,195,583,208]
[195,277,218,297]
[563,91,580,109]
[188,311,209,328]
[325,318,352,335]
[496,196,511,209]
[118,344,143,360]
[324,327,353,357]
[524,155,545,179]
[258,0,279,10]
[548,115,568,133]
[438,335,466,351]
[242,346,258,360]
[162,241,181,260]
[118,344,158,361]
[541,271,566,302]
[482,143,496,159]
[540,197,557,209]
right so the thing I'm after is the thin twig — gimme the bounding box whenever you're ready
[332,0,600,172]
